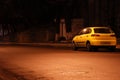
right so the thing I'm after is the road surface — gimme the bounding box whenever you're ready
[0,46,120,80]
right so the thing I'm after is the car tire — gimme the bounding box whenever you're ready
[86,42,93,51]
[72,42,78,51]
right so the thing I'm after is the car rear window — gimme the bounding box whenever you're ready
[94,28,113,33]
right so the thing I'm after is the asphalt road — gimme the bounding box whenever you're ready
[0,46,120,80]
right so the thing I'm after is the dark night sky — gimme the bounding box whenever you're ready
[0,0,78,32]
[13,0,74,24]
[0,0,73,23]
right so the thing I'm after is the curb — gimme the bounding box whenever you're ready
[0,42,120,48]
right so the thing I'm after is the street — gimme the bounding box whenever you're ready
[0,46,120,80]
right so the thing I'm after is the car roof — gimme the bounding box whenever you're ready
[85,27,110,29]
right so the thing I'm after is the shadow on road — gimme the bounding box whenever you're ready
[115,48,120,52]
[76,48,120,53]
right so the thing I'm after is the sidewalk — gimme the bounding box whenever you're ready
[0,42,72,48]
[0,42,120,49]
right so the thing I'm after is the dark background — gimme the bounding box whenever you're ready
[0,0,120,42]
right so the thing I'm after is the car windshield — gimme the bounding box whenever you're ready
[94,28,113,33]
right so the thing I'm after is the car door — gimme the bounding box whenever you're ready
[76,29,88,47]
[79,28,91,47]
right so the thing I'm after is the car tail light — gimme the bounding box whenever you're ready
[110,34,116,37]
[91,34,100,37]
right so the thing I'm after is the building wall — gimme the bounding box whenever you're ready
[71,19,84,35]
[17,27,56,43]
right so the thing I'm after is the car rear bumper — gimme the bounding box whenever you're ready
[90,40,116,46]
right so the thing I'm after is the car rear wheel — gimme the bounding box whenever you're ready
[72,42,78,51]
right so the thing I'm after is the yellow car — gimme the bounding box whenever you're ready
[72,27,117,51]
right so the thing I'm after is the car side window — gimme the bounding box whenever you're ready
[79,28,91,35]
[85,29,91,34]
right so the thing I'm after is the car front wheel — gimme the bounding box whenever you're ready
[86,42,93,51]
[72,42,78,51]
